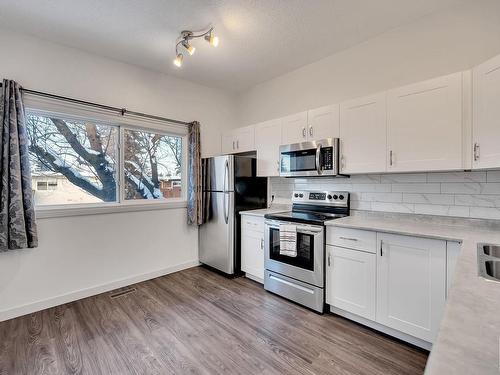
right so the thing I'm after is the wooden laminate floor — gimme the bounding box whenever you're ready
[0,267,428,375]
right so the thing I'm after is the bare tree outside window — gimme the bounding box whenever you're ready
[123,129,183,200]
[26,113,183,206]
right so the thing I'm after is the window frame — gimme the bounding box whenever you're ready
[25,95,189,219]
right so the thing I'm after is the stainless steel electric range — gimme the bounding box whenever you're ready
[263,190,350,313]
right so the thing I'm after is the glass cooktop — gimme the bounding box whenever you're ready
[264,211,347,225]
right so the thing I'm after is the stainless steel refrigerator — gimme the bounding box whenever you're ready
[199,155,267,276]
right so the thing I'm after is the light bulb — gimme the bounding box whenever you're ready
[173,53,183,67]
[182,41,196,55]
[210,35,219,47]
[205,32,219,47]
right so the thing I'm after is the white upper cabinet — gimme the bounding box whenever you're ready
[307,104,339,141]
[255,119,282,177]
[281,107,339,145]
[473,54,500,169]
[221,125,256,154]
[221,132,236,154]
[387,72,463,172]
[281,111,308,144]
[376,233,446,343]
[340,93,387,174]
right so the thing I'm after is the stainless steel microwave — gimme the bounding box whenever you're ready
[279,138,339,177]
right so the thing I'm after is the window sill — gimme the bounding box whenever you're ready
[35,200,188,219]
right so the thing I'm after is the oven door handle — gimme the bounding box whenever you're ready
[265,224,323,235]
[316,144,322,175]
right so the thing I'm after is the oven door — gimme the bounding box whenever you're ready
[264,220,324,287]
[279,139,338,177]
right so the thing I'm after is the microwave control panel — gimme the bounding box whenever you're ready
[321,147,334,170]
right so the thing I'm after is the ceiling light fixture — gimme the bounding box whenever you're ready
[173,27,219,68]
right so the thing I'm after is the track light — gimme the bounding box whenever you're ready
[173,53,183,67]
[173,26,219,68]
[182,41,196,55]
[205,31,219,47]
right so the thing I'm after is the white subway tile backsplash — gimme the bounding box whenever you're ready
[391,183,441,193]
[351,183,392,193]
[414,204,469,217]
[441,183,481,194]
[402,193,454,205]
[381,173,427,183]
[270,171,500,221]
[347,175,381,184]
[361,192,403,203]
[455,194,500,207]
[351,201,372,210]
[371,202,415,213]
[487,171,500,182]
[470,207,500,220]
[427,172,486,183]
[479,183,500,195]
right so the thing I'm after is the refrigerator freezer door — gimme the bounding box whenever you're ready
[199,191,235,274]
[202,155,234,192]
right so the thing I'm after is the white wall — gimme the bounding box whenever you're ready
[236,0,500,125]
[0,28,236,158]
[0,29,236,321]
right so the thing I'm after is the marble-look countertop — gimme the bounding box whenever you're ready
[239,205,290,217]
[325,211,500,375]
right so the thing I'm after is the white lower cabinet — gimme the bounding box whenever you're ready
[326,245,376,320]
[376,233,446,343]
[326,227,454,346]
[240,215,265,282]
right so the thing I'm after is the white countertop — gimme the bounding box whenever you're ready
[326,211,500,375]
[239,205,290,217]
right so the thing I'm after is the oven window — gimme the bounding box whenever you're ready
[269,228,314,270]
[281,149,317,172]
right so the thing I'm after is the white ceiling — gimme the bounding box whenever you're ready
[0,0,465,92]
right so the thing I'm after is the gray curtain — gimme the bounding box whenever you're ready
[0,80,38,251]
[187,121,202,225]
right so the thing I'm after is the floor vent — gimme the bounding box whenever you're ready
[110,287,137,299]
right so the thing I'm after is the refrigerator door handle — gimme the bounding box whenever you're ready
[223,192,229,224]
[224,159,229,192]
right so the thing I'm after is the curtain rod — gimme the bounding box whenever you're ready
[0,82,193,126]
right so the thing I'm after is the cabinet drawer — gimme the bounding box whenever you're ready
[326,227,377,253]
[241,215,264,233]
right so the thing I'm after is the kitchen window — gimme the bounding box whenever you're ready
[25,99,188,217]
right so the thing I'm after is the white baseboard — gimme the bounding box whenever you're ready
[330,306,432,351]
[0,260,200,322]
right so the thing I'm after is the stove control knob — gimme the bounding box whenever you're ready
[294,193,299,198]
[332,195,338,200]
[327,194,333,200]
[339,195,345,200]
[299,193,304,198]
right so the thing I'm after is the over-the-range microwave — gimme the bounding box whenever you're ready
[279,138,339,177]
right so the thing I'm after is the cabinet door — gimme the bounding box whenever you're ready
[255,119,282,177]
[281,111,308,145]
[387,72,463,172]
[339,93,387,173]
[326,245,376,320]
[376,233,446,342]
[234,125,256,153]
[473,54,500,169]
[221,132,235,154]
[307,105,339,141]
[241,229,265,281]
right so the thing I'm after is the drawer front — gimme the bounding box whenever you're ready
[326,227,377,253]
[241,215,264,232]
